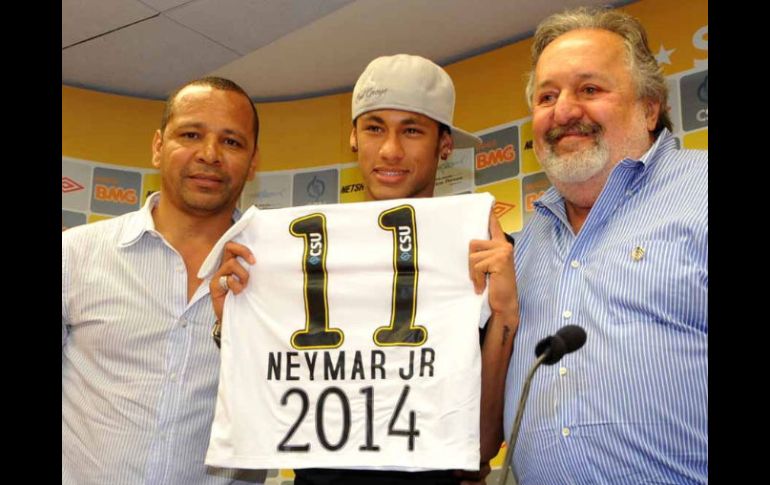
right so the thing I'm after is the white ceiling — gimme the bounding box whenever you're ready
[63,0,633,102]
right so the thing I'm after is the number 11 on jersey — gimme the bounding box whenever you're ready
[375,205,427,346]
[289,213,344,349]
[288,205,427,350]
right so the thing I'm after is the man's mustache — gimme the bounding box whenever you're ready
[545,122,602,144]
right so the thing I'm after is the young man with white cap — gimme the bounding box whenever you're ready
[211,54,518,484]
[349,54,485,201]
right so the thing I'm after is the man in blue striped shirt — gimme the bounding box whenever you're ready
[503,7,707,485]
[62,77,266,484]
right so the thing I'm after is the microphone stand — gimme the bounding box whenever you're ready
[498,352,547,485]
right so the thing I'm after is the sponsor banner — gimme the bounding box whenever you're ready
[684,129,707,150]
[475,178,522,234]
[62,210,87,230]
[339,165,367,203]
[61,157,158,224]
[474,125,519,186]
[522,173,551,226]
[62,158,92,211]
[519,121,541,175]
[293,169,339,206]
[88,213,113,224]
[435,147,473,197]
[90,167,142,216]
[142,173,161,206]
[680,70,708,132]
[666,78,683,135]
[242,172,293,210]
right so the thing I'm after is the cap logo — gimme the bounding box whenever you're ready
[350,54,481,148]
[356,86,387,102]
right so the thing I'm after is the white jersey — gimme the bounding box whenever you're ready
[200,193,494,471]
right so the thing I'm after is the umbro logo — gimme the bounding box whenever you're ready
[62,176,84,193]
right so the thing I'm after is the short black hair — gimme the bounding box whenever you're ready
[161,76,260,147]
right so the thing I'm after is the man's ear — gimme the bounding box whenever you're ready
[350,127,358,153]
[246,146,260,182]
[644,99,662,132]
[151,130,163,168]
[438,130,454,160]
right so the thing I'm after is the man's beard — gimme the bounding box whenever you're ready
[538,122,609,184]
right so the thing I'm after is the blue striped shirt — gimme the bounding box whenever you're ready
[503,130,707,484]
[62,192,265,485]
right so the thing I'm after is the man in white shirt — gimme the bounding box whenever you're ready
[212,55,518,485]
[62,77,265,485]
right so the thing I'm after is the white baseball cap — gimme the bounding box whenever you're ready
[352,54,482,149]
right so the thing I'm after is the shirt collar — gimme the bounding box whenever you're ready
[620,127,675,168]
[534,128,675,211]
[117,191,243,248]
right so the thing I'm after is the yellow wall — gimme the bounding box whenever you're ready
[62,86,162,167]
[256,93,354,170]
[62,85,354,172]
[62,0,707,172]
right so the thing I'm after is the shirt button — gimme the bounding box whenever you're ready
[559,367,567,376]
[562,310,572,319]
[570,260,580,269]
[160,433,167,441]
[180,319,188,328]
[562,427,570,437]
[626,190,634,197]
[170,373,177,381]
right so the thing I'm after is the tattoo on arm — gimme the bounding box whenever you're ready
[501,326,511,346]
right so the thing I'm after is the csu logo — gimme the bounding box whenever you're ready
[398,226,412,261]
[308,232,323,265]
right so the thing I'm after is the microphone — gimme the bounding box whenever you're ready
[498,325,587,485]
[534,324,587,365]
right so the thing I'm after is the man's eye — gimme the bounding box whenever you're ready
[538,93,555,104]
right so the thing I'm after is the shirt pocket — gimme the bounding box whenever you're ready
[587,239,706,332]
